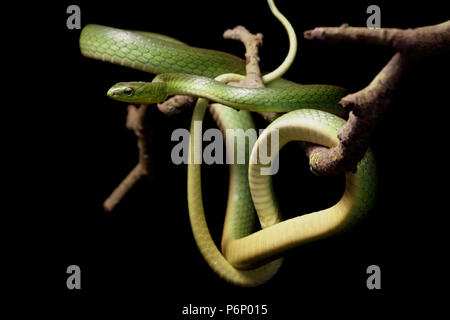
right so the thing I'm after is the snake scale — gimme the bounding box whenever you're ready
[79,0,376,286]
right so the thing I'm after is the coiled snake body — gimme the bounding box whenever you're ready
[80,8,376,286]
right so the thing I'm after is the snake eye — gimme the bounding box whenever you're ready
[124,87,134,96]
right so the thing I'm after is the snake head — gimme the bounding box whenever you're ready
[107,81,168,104]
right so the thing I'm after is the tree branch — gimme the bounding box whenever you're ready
[157,95,196,116]
[103,104,154,211]
[303,21,450,175]
[223,25,264,88]
[223,25,278,122]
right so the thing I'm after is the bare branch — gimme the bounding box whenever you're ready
[223,25,278,122]
[303,20,450,175]
[157,95,196,116]
[103,163,145,212]
[223,25,264,88]
[224,25,264,87]
[103,104,154,211]
[304,21,450,57]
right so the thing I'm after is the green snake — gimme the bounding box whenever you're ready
[80,0,376,286]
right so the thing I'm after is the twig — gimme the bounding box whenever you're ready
[222,26,278,122]
[103,163,146,212]
[223,25,264,88]
[103,104,154,211]
[302,21,450,175]
[157,95,196,116]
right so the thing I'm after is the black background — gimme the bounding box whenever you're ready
[17,0,449,316]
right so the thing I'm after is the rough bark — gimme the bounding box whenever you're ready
[303,21,450,175]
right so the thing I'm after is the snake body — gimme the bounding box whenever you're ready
[80,18,376,286]
[107,73,347,115]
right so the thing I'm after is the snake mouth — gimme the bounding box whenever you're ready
[106,87,119,98]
